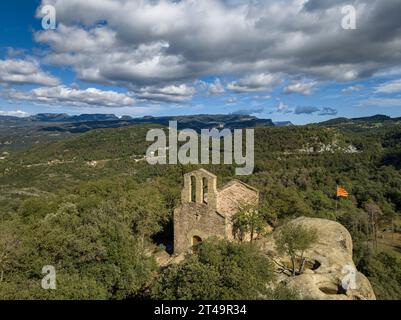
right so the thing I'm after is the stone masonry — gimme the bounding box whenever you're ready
[173,168,259,254]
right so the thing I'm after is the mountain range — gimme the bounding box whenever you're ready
[0,113,276,133]
[2,112,401,133]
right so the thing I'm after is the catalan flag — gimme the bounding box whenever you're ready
[336,186,349,198]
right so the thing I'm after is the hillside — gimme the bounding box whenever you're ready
[0,113,274,132]
[1,121,401,299]
[318,114,401,132]
[0,114,274,154]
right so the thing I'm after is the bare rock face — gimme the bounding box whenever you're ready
[154,250,173,267]
[266,217,376,300]
[153,250,187,267]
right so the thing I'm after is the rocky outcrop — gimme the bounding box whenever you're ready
[154,215,376,300]
[264,217,376,300]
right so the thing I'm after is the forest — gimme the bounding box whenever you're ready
[0,116,401,300]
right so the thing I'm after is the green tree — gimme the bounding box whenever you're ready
[357,248,401,300]
[0,200,158,300]
[152,239,275,300]
[274,223,318,276]
[232,203,265,242]
[364,201,383,251]
[0,220,21,283]
[117,184,167,249]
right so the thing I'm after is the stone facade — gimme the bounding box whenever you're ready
[173,169,259,254]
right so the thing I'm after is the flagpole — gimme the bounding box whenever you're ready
[335,185,338,215]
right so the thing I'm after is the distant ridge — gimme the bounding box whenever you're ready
[353,114,393,122]
[3,113,400,130]
[319,114,401,126]
[273,121,293,127]
[31,113,120,122]
[0,113,274,133]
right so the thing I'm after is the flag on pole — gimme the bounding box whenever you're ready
[336,186,349,198]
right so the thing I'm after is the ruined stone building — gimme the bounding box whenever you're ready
[173,169,259,254]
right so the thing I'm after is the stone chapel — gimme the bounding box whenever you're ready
[173,169,259,254]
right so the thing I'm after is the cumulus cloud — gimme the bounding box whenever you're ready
[375,79,401,93]
[3,85,135,108]
[319,107,338,116]
[227,73,280,93]
[0,58,59,86]
[275,103,338,116]
[0,110,29,117]
[35,25,188,87]
[33,0,401,88]
[294,106,320,115]
[136,84,195,103]
[292,106,338,116]
[276,101,291,113]
[284,80,316,95]
[207,79,225,95]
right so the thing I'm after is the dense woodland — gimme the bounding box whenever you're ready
[1,117,401,300]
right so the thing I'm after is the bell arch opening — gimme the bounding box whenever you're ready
[202,177,208,204]
[190,175,196,202]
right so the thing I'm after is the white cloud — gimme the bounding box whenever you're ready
[35,25,187,86]
[319,107,338,116]
[276,101,290,113]
[225,97,238,104]
[208,79,225,95]
[284,80,316,95]
[136,84,196,103]
[33,0,401,89]
[0,59,59,86]
[375,79,401,93]
[0,110,29,117]
[252,95,271,100]
[342,85,364,93]
[227,73,280,93]
[3,85,135,108]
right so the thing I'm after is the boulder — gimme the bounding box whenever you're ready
[266,217,376,300]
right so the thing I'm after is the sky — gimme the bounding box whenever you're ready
[1,0,401,124]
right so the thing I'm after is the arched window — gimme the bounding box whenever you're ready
[191,176,196,202]
[202,177,208,204]
[192,235,202,254]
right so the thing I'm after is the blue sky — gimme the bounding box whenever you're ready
[1,0,401,124]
